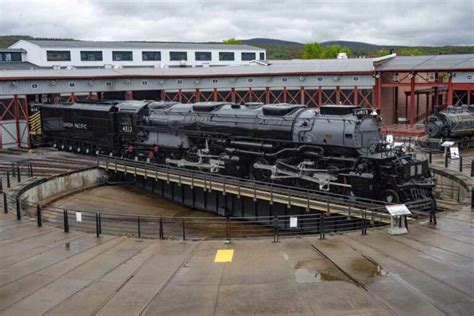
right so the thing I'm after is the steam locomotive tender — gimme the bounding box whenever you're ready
[425,105,474,149]
[39,101,435,209]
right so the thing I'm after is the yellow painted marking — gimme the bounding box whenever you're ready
[214,249,234,263]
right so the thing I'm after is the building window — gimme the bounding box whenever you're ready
[31,83,38,89]
[69,82,75,87]
[46,50,71,61]
[195,51,212,61]
[105,81,112,86]
[353,76,359,81]
[176,80,183,85]
[80,51,103,61]
[112,51,133,61]
[212,79,218,84]
[170,52,187,61]
[247,78,253,83]
[317,77,323,81]
[241,52,256,61]
[0,52,21,62]
[259,52,265,60]
[142,80,148,86]
[142,51,161,61]
[282,77,288,82]
[219,52,235,61]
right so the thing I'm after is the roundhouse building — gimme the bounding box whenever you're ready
[0,47,473,148]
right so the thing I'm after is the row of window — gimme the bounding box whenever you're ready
[28,76,361,89]
[46,50,264,62]
[0,52,22,62]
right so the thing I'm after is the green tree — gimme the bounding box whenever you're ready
[398,48,422,56]
[222,38,241,45]
[302,42,323,59]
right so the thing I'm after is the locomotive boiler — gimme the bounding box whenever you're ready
[425,105,474,148]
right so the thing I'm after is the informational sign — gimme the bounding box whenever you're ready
[386,134,394,144]
[75,212,82,222]
[289,217,298,228]
[450,146,460,159]
[385,204,411,216]
[441,141,455,147]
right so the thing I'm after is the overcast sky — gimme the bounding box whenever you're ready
[1,0,473,46]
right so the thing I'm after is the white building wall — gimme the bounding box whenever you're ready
[9,40,265,68]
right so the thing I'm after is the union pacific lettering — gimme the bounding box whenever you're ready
[63,122,88,130]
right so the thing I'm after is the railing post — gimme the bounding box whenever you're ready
[159,217,164,239]
[96,213,100,237]
[63,210,69,232]
[182,218,186,241]
[444,153,448,168]
[6,171,10,188]
[36,204,42,227]
[429,151,432,164]
[459,156,463,172]
[319,213,325,240]
[16,198,21,220]
[0,176,3,192]
[362,210,367,235]
[4,192,8,214]
[471,160,474,177]
[99,213,102,234]
[138,216,141,238]
[17,166,21,183]
[273,216,279,243]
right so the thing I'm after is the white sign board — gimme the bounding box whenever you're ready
[386,134,394,144]
[75,212,82,222]
[441,141,455,147]
[450,146,460,159]
[385,204,411,216]
[289,217,298,228]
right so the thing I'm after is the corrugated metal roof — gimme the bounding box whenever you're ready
[376,54,474,71]
[0,58,375,79]
[20,39,263,51]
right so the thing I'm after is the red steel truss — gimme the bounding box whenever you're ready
[0,96,29,148]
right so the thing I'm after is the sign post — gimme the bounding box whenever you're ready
[385,204,411,235]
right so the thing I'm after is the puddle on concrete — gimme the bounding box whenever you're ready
[350,257,389,277]
[294,259,346,283]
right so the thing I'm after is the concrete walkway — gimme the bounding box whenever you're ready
[1,208,473,315]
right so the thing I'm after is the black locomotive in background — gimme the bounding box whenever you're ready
[424,104,474,149]
[37,100,435,211]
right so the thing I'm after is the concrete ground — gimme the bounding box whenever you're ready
[0,206,473,315]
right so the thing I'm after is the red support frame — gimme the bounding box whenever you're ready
[0,95,29,148]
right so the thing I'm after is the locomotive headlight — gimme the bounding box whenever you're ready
[370,109,378,116]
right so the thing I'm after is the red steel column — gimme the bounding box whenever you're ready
[13,95,20,146]
[336,86,340,104]
[265,87,270,104]
[409,74,416,127]
[160,90,166,101]
[468,88,471,105]
[231,88,236,103]
[178,89,183,103]
[447,75,453,105]
[283,87,287,103]
[195,88,200,102]
[300,86,305,105]
[213,88,218,102]
[354,86,358,105]
[318,87,322,106]
[248,87,253,102]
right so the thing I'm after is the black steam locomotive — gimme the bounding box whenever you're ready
[425,105,474,149]
[38,100,435,209]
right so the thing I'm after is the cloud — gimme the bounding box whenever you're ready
[0,0,472,45]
